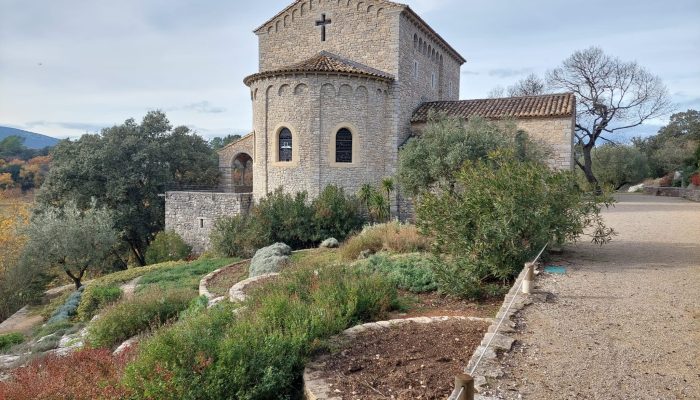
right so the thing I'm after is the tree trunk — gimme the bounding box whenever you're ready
[64,269,83,290]
[130,242,146,266]
[580,145,602,193]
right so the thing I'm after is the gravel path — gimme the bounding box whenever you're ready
[491,194,700,399]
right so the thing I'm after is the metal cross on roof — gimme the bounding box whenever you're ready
[315,13,331,42]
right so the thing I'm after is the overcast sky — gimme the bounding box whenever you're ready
[1,0,699,141]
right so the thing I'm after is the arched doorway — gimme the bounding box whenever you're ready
[232,153,253,193]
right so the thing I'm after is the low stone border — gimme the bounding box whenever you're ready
[303,315,493,400]
[461,265,540,397]
[228,273,280,302]
[199,259,251,306]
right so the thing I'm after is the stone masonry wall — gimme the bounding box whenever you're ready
[256,0,403,75]
[217,133,255,190]
[250,74,393,200]
[165,191,253,254]
[514,117,574,171]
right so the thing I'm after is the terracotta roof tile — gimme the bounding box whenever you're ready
[244,51,394,85]
[411,93,576,123]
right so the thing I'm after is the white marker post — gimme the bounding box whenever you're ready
[522,262,534,294]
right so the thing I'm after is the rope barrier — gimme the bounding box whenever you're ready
[469,242,548,376]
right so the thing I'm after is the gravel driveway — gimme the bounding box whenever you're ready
[491,194,700,399]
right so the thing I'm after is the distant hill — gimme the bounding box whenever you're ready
[0,126,61,149]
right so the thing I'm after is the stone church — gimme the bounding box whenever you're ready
[166,0,575,252]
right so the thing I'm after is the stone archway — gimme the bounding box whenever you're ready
[232,152,253,193]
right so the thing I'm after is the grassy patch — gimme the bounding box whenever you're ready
[0,332,24,352]
[87,287,195,349]
[136,258,235,293]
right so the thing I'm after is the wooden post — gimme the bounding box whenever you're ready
[454,373,474,400]
[522,262,534,294]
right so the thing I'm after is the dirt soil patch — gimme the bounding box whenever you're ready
[207,262,249,297]
[243,275,280,296]
[322,319,488,400]
[391,290,501,319]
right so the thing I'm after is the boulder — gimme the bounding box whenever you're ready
[249,243,292,278]
[319,238,339,248]
[628,183,645,193]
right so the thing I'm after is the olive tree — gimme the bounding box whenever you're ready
[22,201,118,289]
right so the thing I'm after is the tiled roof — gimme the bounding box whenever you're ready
[243,51,394,85]
[411,93,576,123]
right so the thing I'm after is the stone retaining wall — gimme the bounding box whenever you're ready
[164,191,253,254]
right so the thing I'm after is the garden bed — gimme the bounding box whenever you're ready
[308,318,488,400]
[205,261,249,297]
[392,290,501,319]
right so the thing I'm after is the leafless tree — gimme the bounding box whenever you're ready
[487,85,505,98]
[547,47,674,188]
[507,73,546,97]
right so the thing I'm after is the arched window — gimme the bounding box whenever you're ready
[279,128,292,162]
[335,128,352,163]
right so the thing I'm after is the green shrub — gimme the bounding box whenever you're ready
[76,284,122,321]
[124,263,396,399]
[358,254,438,293]
[210,214,266,258]
[136,258,234,292]
[0,332,24,352]
[210,186,365,258]
[417,150,614,299]
[123,302,238,399]
[87,287,194,349]
[145,231,192,265]
[312,185,364,242]
[253,188,316,249]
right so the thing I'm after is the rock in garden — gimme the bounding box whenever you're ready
[319,238,339,248]
[249,243,292,278]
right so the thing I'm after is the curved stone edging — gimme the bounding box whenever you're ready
[303,315,494,400]
[228,273,280,302]
[200,249,317,306]
[199,259,251,305]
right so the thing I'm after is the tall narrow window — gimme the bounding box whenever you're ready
[413,60,418,78]
[335,128,352,163]
[431,72,436,89]
[279,128,292,162]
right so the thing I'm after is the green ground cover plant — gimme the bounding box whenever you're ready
[357,253,438,293]
[136,258,235,292]
[124,263,397,399]
[87,287,194,349]
[76,283,122,321]
[145,230,192,265]
[0,332,24,352]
